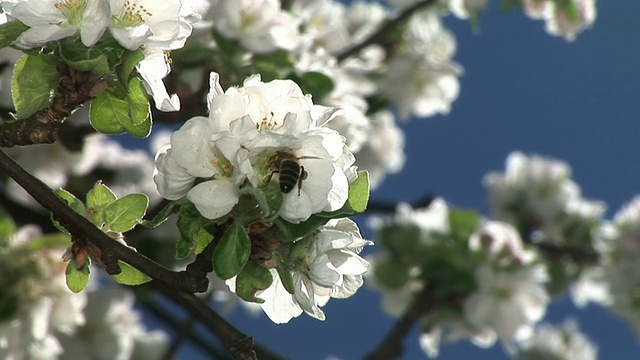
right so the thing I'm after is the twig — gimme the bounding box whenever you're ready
[0,148,205,293]
[336,0,439,62]
[363,284,461,360]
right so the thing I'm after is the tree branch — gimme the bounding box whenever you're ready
[0,62,104,147]
[335,0,439,62]
[0,148,205,293]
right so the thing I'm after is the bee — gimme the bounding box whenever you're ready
[265,150,318,195]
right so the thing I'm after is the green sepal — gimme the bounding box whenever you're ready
[275,257,295,295]
[213,222,251,280]
[111,260,151,285]
[12,54,58,119]
[52,189,86,233]
[103,193,148,232]
[140,200,181,229]
[65,258,90,293]
[0,20,29,48]
[236,260,273,304]
[116,49,144,92]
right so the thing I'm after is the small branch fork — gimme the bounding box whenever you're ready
[335,0,440,62]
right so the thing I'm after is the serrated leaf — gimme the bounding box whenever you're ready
[112,260,151,285]
[236,260,273,303]
[0,20,29,48]
[86,182,117,224]
[213,222,251,280]
[103,193,149,232]
[12,54,58,119]
[65,258,90,293]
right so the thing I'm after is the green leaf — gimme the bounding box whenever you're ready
[0,208,16,246]
[176,202,204,259]
[53,189,86,233]
[298,71,334,102]
[28,233,71,250]
[112,260,151,285]
[347,171,370,213]
[0,20,29,48]
[448,209,480,244]
[65,258,90,293]
[59,38,124,76]
[373,258,410,290]
[252,50,295,82]
[195,228,215,254]
[117,49,144,91]
[317,171,370,219]
[213,222,251,280]
[86,182,117,225]
[12,54,58,119]
[236,260,273,303]
[275,215,330,242]
[89,77,152,137]
[103,193,148,232]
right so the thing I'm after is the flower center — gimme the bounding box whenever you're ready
[112,0,152,28]
[256,111,282,132]
[55,0,87,26]
[210,146,234,177]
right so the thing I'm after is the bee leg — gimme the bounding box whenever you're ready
[297,166,307,196]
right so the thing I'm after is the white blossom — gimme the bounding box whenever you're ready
[2,0,110,49]
[228,218,372,323]
[109,0,200,51]
[379,11,462,119]
[523,0,596,41]
[518,320,598,360]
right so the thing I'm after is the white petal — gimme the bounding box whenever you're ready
[187,179,239,219]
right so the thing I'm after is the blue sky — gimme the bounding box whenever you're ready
[144,2,640,359]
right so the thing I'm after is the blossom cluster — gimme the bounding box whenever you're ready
[154,73,371,323]
[523,0,597,41]
[0,225,166,359]
[369,198,550,356]
[0,0,201,111]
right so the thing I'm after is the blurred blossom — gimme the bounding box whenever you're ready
[211,0,301,53]
[517,320,597,360]
[379,10,462,119]
[351,110,405,189]
[465,221,550,344]
[523,0,596,41]
[0,225,86,359]
[58,288,168,360]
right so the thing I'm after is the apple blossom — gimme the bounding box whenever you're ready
[517,320,597,360]
[227,218,371,323]
[2,0,110,49]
